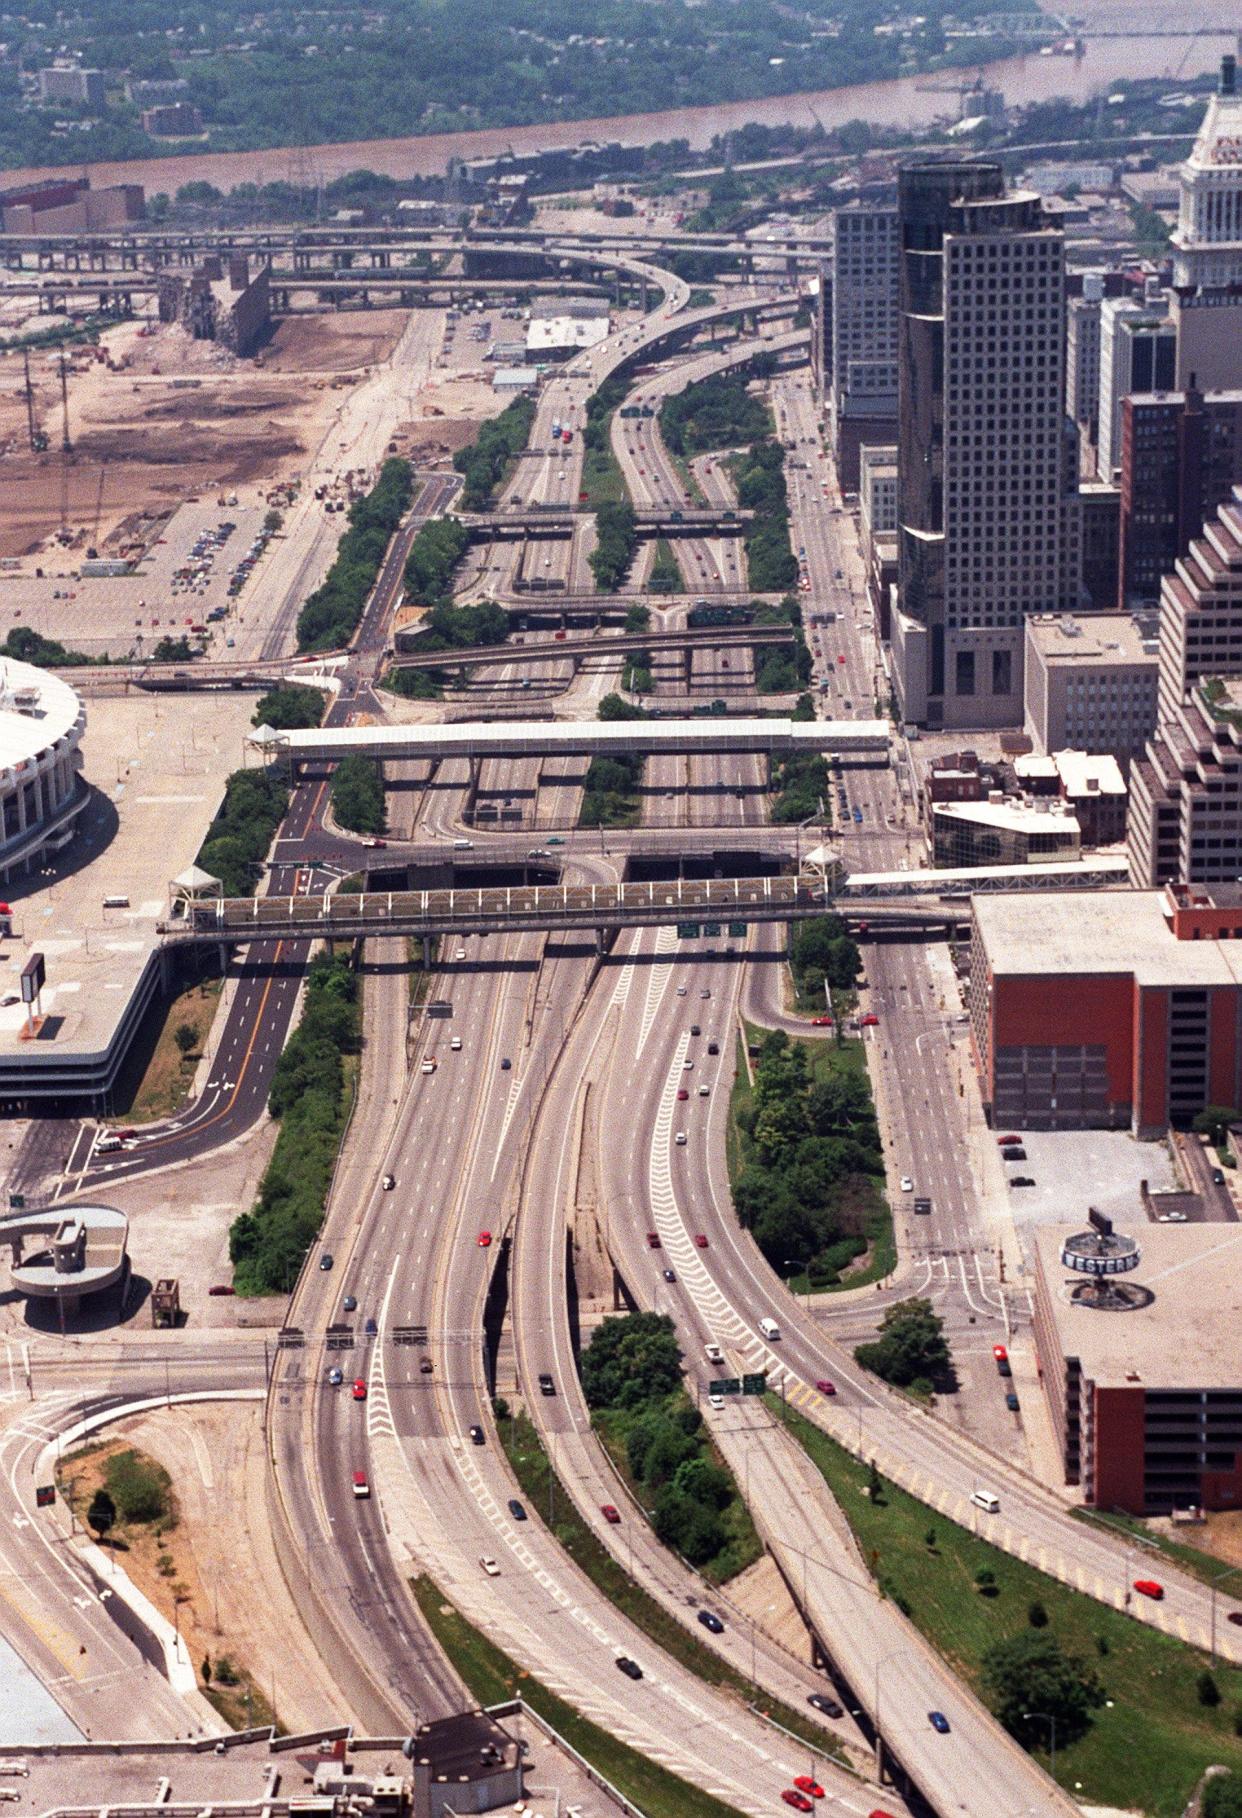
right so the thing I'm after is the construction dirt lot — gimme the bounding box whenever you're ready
[0,308,417,561]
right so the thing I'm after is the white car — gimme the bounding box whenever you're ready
[900,1176,914,1193]
[708,1394,725,1411]
[450,1036,462,1051]
[676,985,687,996]
[421,1058,437,1075]
[479,1556,501,1577]
[674,1132,687,1146]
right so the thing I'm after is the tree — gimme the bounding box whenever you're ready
[1193,1106,1241,1147]
[1028,1600,1049,1628]
[855,1297,951,1389]
[1199,1669,1222,1707]
[1205,1777,1242,1818]
[330,755,385,835]
[252,683,324,731]
[981,1632,1105,1747]
[581,1311,682,1412]
[87,1488,116,1542]
[174,1022,197,1057]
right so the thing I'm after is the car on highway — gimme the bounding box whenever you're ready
[419,1356,434,1373]
[1011,1175,1036,1187]
[328,1367,344,1386]
[1005,1392,1020,1411]
[900,1175,914,1192]
[707,1041,719,1055]
[468,1425,485,1445]
[675,1132,688,1145]
[860,1013,879,1027]
[343,1295,358,1312]
[700,988,711,999]
[992,1344,1008,1361]
[1213,1168,1226,1185]
[1134,1579,1164,1599]
[677,985,687,995]
[364,1317,378,1337]
[808,1692,844,1718]
[693,1233,709,1248]
[997,1133,1022,1147]
[451,1036,463,1051]
[352,1471,370,1500]
[708,1393,725,1410]
[677,1088,689,1101]
[508,1499,527,1521]
[662,1268,677,1283]
[690,1023,701,1036]
[646,1231,662,1248]
[781,1793,814,1812]
[815,1379,836,1395]
[928,1711,951,1734]
[479,1555,501,1576]
[1229,1611,1242,1626]
[615,1656,643,1680]
[794,1777,825,1799]
[319,1253,334,1270]
[539,1373,556,1396]
[362,837,386,849]
[421,1058,437,1074]
[478,1230,492,1247]
[698,1084,709,1097]
[601,1504,621,1524]
[352,1378,367,1401]
[501,1057,511,1070]
[381,1172,395,1190]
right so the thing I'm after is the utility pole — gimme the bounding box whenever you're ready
[22,347,38,451]
[58,350,72,453]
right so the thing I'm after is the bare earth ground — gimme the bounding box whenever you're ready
[59,1410,355,1733]
[0,309,410,560]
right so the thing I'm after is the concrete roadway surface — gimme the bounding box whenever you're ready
[40,472,459,1202]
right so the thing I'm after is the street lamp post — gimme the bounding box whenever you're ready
[1023,1711,1057,1781]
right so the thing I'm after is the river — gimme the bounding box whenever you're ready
[2,29,1235,199]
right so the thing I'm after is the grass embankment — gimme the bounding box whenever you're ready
[410,1574,743,1818]
[57,1440,276,1732]
[647,537,682,596]
[729,1021,892,1292]
[455,394,536,509]
[296,457,412,651]
[228,953,361,1295]
[197,768,288,897]
[455,1414,838,1756]
[783,1405,1242,1818]
[580,753,643,827]
[114,976,223,1123]
[581,373,631,507]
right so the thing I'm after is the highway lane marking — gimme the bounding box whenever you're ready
[635,925,678,1057]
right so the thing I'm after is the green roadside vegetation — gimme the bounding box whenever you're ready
[729,1024,891,1290]
[296,457,412,651]
[330,753,385,835]
[583,1313,761,1581]
[734,439,798,593]
[455,394,536,510]
[386,666,444,700]
[404,516,470,606]
[788,916,861,1012]
[197,768,288,897]
[580,753,643,827]
[112,973,223,1123]
[229,953,361,1295]
[1071,1504,1242,1593]
[152,636,197,663]
[497,1406,838,1757]
[1,626,103,667]
[582,373,631,507]
[409,596,509,651]
[385,595,512,699]
[622,652,653,694]
[769,750,828,824]
[854,1296,952,1396]
[781,1404,1242,1818]
[625,604,652,634]
[252,683,325,731]
[410,1573,743,1818]
[591,500,638,591]
[648,537,681,595]
[660,373,770,457]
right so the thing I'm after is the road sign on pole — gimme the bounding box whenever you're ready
[713,1377,742,1396]
[676,922,702,939]
[742,1372,767,1395]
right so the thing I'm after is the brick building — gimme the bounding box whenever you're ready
[1118,387,1242,610]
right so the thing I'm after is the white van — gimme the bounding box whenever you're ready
[453,838,474,850]
[970,1489,1000,1514]
[705,1343,724,1365]
[759,1316,782,1342]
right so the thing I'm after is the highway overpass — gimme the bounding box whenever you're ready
[248,715,890,763]
[462,506,753,538]
[390,622,793,671]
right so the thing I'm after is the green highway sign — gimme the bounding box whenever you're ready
[677,922,702,939]
[712,1377,742,1396]
[728,922,748,937]
[704,921,722,936]
[742,1372,768,1396]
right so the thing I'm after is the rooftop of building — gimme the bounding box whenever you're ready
[1033,1221,1242,1388]
[974,888,1242,986]
[526,314,610,353]
[1018,749,1127,798]
[1024,612,1158,667]
[529,296,611,321]
[0,658,84,773]
[408,1708,519,1781]
[932,797,1079,835]
[1185,59,1242,172]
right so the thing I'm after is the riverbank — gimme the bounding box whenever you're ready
[1,32,1230,198]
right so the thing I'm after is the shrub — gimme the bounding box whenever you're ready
[105,1449,172,1525]
[297,458,412,649]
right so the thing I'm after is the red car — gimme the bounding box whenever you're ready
[860,1013,879,1027]
[997,1133,1022,1147]
[352,1379,367,1402]
[794,1778,825,1799]
[601,1504,621,1524]
[815,1379,836,1396]
[693,1233,709,1249]
[646,1232,661,1248]
[782,1794,813,1813]
[837,654,846,665]
[992,1344,1008,1362]
[677,1087,689,1101]
[478,1230,492,1248]
[1134,1579,1164,1600]
[811,1014,833,1026]
[208,1284,236,1297]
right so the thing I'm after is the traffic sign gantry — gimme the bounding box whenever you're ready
[713,1377,742,1396]
[742,1372,767,1395]
[677,922,702,939]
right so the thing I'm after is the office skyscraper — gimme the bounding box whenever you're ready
[892,161,1078,728]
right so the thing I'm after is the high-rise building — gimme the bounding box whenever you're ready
[892,160,1077,729]
[1127,487,1242,883]
[1067,273,1105,442]
[829,202,899,489]
[1119,386,1242,610]
[37,66,105,107]
[1096,290,1174,483]
[1171,57,1242,392]
[1172,55,1242,291]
